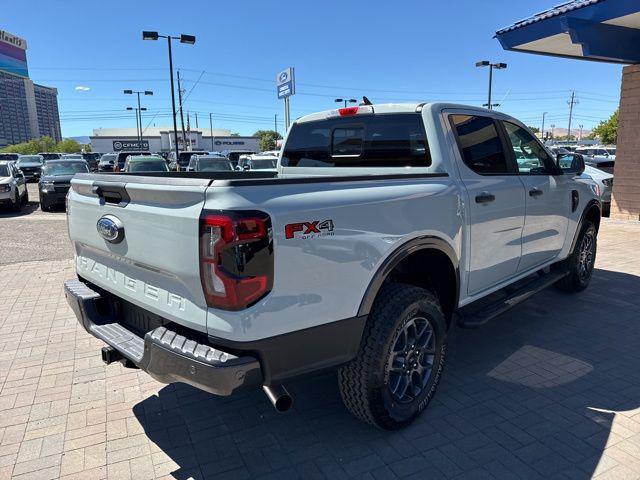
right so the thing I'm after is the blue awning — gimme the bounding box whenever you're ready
[495,0,640,64]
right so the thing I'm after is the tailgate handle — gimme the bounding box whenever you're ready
[92,182,130,207]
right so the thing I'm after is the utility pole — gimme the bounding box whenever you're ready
[209,113,214,151]
[567,91,578,140]
[274,114,278,136]
[195,112,199,129]
[550,124,555,139]
[578,124,584,142]
[541,112,547,141]
[177,70,187,152]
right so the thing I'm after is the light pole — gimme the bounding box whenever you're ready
[126,107,147,142]
[335,98,357,108]
[209,113,214,151]
[124,90,153,143]
[476,61,507,110]
[142,31,195,161]
[578,124,584,142]
[541,112,548,141]
[550,124,555,140]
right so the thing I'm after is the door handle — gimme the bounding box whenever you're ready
[475,192,495,204]
[529,188,543,197]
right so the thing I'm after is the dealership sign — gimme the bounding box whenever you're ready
[113,140,149,151]
[276,67,295,99]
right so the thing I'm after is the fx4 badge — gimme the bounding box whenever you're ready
[285,220,334,239]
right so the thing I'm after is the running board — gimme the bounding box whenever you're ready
[457,270,569,328]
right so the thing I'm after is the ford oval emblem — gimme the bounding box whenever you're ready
[96,215,124,244]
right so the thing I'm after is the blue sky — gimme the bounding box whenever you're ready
[4,0,622,138]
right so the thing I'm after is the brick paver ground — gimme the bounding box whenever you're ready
[0,218,639,479]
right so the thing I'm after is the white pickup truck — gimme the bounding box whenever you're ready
[64,102,601,430]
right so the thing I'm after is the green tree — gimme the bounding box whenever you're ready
[0,136,57,154]
[527,126,540,134]
[253,130,282,151]
[56,138,82,153]
[591,110,618,144]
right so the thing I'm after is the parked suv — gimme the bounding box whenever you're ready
[113,151,151,172]
[39,159,89,211]
[17,155,45,181]
[0,161,28,211]
[123,155,169,173]
[65,103,601,429]
[97,153,117,172]
[186,154,233,172]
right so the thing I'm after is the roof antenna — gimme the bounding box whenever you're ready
[360,96,373,106]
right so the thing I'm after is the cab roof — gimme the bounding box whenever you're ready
[294,102,516,124]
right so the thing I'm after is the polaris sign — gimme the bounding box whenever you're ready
[113,140,149,151]
[214,140,246,146]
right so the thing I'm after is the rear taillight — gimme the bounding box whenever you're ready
[199,210,274,311]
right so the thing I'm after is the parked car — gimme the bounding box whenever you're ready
[16,154,45,181]
[123,155,169,173]
[113,151,151,172]
[38,152,62,161]
[81,153,100,171]
[551,147,613,216]
[65,102,601,430]
[39,159,89,211]
[97,153,117,172]
[0,161,28,211]
[186,154,233,172]
[222,150,258,169]
[236,154,278,171]
[0,153,20,162]
[168,150,208,171]
[575,146,615,173]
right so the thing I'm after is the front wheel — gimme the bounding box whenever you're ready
[338,283,447,430]
[10,190,21,212]
[556,220,597,292]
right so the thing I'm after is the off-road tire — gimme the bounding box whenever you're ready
[556,220,597,292]
[338,283,447,430]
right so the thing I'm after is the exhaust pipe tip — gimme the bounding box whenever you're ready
[262,385,293,413]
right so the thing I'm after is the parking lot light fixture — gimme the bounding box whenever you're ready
[335,98,358,108]
[124,89,154,143]
[476,60,507,110]
[143,31,196,161]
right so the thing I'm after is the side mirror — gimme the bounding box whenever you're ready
[557,153,585,175]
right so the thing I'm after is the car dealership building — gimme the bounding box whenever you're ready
[90,127,260,154]
[496,0,640,221]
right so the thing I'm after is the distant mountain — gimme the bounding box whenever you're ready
[67,136,91,144]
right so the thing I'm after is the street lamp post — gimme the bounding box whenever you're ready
[475,61,507,110]
[335,98,357,108]
[550,124,556,139]
[541,112,548,141]
[124,90,153,143]
[126,107,147,142]
[142,31,195,162]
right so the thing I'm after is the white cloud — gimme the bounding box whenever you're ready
[75,85,90,91]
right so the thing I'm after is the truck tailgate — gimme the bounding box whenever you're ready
[68,174,211,333]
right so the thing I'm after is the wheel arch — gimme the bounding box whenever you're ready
[570,199,601,253]
[357,236,460,325]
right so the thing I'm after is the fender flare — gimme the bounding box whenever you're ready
[357,236,460,317]
[569,199,601,253]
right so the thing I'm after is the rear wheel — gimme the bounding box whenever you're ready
[556,220,597,292]
[21,188,29,204]
[11,190,21,212]
[338,283,447,430]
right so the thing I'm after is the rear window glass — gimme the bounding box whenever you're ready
[282,113,431,168]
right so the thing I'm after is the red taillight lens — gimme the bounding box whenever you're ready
[199,210,273,311]
[339,107,359,116]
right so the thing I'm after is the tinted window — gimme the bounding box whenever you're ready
[43,162,89,176]
[450,115,509,174]
[282,114,431,168]
[196,158,233,172]
[503,122,554,174]
[0,165,9,176]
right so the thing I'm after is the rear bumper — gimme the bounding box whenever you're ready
[64,279,263,396]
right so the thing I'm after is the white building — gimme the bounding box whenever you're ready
[90,127,260,154]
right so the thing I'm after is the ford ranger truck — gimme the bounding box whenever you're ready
[64,103,601,430]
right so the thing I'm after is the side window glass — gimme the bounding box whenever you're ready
[503,121,553,174]
[450,114,509,175]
